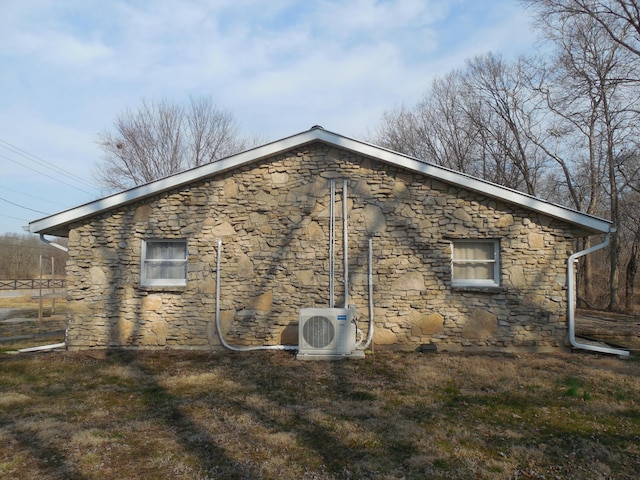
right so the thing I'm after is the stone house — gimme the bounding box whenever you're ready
[28,127,614,353]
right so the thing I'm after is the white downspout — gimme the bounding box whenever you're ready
[33,234,69,352]
[567,230,629,357]
[39,234,69,253]
[214,239,297,352]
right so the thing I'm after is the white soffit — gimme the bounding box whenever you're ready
[28,127,612,235]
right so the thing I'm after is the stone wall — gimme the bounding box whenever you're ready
[64,142,576,351]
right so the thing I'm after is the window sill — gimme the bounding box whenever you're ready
[139,284,187,293]
[451,285,507,294]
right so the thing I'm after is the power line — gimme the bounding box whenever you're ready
[0,152,95,196]
[0,138,98,191]
[0,197,50,215]
[0,242,64,250]
[0,212,28,222]
[0,185,68,209]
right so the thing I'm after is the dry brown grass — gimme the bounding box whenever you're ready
[1,349,639,479]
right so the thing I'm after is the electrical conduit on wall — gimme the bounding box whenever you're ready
[355,237,375,351]
[214,239,297,352]
[215,179,376,354]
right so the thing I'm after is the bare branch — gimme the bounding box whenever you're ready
[96,97,246,191]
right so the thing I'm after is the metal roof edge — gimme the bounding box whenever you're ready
[311,128,612,234]
[28,129,323,235]
[28,126,612,236]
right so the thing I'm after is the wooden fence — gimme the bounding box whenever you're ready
[0,279,66,290]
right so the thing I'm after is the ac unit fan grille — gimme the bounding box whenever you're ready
[302,315,335,349]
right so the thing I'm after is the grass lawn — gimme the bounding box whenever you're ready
[1,348,639,479]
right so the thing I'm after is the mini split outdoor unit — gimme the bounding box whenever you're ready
[296,180,367,360]
[298,307,362,358]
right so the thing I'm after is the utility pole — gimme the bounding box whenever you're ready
[51,256,56,315]
[38,255,43,322]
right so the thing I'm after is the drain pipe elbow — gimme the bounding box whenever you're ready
[567,230,629,357]
[34,234,69,351]
[39,234,69,253]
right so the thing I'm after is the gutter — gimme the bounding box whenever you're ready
[567,230,629,357]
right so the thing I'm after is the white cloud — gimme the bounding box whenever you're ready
[0,0,539,233]
[0,1,113,68]
[20,30,113,67]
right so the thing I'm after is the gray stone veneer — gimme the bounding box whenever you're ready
[64,142,575,351]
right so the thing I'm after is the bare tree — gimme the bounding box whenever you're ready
[369,53,548,195]
[368,70,485,176]
[414,71,486,175]
[526,0,640,311]
[0,234,67,279]
[96,97,247,191]
[621,190,640,311]
[369,2,640,311]
[462,53,549,195]
[368,106,429,160]
[619,153,640,311]
[186,96,247,168]
[523,0,640,59]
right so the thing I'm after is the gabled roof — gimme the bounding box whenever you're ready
[29,126,612,237]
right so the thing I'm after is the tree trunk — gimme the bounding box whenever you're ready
[625,229,640,312]
[625,250,637,313]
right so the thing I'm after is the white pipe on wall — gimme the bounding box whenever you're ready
[329,180,335,309]
[356,237,375,351]
[39,234,69,253]
[214,239,297,352]
[34,234,68,351]
[17,342,66,353]
[343,179,349,308]
[567,232,629,357]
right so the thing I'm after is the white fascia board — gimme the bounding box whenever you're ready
[342,138,612,233]
[28,127,612,235]
[28,130,323,235]
[313,129,612,234]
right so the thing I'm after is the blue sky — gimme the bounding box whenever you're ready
[0,0,536,235]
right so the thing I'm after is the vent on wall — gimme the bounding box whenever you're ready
[298,307,361,359]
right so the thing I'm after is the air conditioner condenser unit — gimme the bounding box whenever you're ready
[297,307,363,359]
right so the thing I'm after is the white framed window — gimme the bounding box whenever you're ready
[141,239,188,287]
[451,240,500,287]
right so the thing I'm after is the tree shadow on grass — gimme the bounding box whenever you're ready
[110,350,261,480]
[3,422,90,480]
[0,356,90,479]
[216,351,421,478]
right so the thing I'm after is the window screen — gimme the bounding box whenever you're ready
[451,240,499,287]
[141,240,188,287]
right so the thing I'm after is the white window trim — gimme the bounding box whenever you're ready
[141,239,188,287]
[451,239,500,288]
